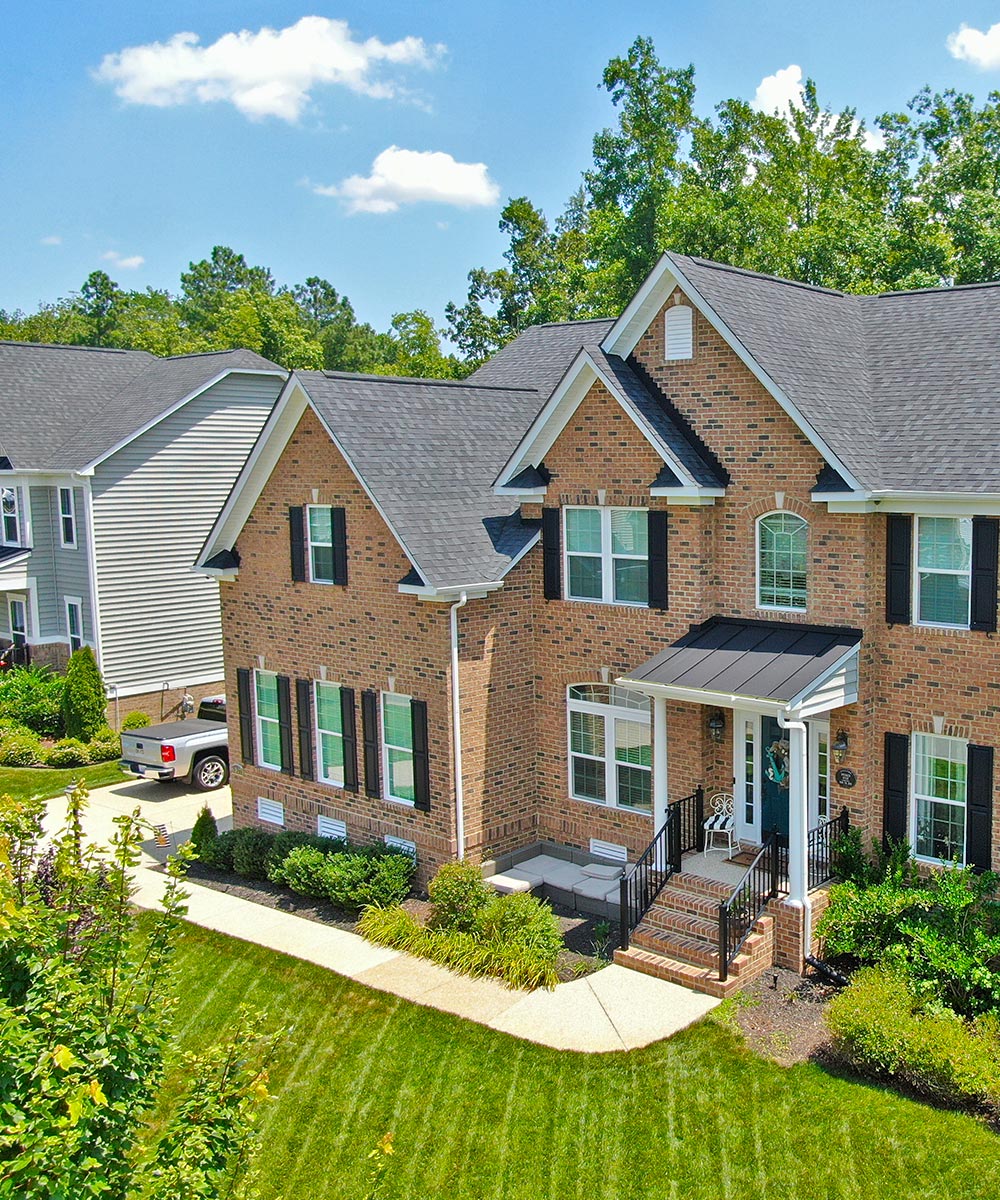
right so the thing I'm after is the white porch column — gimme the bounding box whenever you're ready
[781,712,811,925]
[652,693,668,831]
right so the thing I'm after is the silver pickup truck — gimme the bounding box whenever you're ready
[119,696,229,790]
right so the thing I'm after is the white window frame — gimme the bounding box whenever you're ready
[306,504,335,585]
[314,680,345,788]
[381,692,416,807]
[664,304,694,360]
[756,511,808,612]
[58,487,77,549]
[563,506,648,606]
[7,595,27,646]
[913,516,972,630]
[911,732,968,866]
[1,486,21,547]
[567,684,652,814]
[64,596,83,653]
[253,670,282,773]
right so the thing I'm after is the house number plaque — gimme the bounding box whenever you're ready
[835,768,857,789]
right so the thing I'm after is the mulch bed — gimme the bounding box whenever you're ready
[726,965,841,1064]
[178,862,610,982]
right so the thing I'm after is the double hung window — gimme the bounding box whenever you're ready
[564,507,648,604]
[912,733,967,864]
[254,671,282,771]
[915,517,972,628]
[757,512,808,610]
[58,488,77,548]
[314,681,345,786]
[307,506,336,584]
[567,684,652,812]
[382,693,416,804]
[1,488,20,546]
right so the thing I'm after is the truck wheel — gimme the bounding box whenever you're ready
[192,754,229,791]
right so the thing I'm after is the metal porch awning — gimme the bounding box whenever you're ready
[619,616,862,717]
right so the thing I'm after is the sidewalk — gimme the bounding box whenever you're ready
[47,780,719,1053]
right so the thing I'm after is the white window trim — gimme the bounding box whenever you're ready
[314,680,345,789]
[64,596,83,653]
[253,669,282,773]
[1,486,21,548]
[756,511,809,613]
[563,506,648,607]
[7,594,27,645]
[306,504,335,585]
[912,516,972,630]
[58,487,78,549]
[567,685,652,815]
[381,692,416,807]
[911,731,968,866]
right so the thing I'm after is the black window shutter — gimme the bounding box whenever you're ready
[970,517,999,633]
[885,514,912,625]
[289,506,307,582]
[236,668,254,764]
[296,679,314,781]
[883,731,909,847]
[541,508,561,600]
[341,687,359,792]
[332,506,348,586]
[967,743,994,873]
[276,674,294,776]
[411,698,431,811]
[361,689,381,798]
[647,509,669,610]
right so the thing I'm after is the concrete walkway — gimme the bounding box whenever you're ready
[44,779,718,1053]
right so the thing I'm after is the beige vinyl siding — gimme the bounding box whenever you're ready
[91,373,281,694]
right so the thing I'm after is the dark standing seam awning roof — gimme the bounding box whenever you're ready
[622,617,862,705]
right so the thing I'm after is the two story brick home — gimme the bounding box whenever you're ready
[197,253,1000,993]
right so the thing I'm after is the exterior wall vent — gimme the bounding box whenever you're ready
[317,814,347,841]
[665,304,694,360]
[589,838,628,863]
[256,797,285,826]
[385,835,417,857]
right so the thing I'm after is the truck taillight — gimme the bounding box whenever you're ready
[160,744,176,763]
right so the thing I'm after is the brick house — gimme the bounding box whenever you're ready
[197,254,1000,994]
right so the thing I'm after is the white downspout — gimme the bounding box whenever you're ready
[778,709,811,958]
[449,591,468,859]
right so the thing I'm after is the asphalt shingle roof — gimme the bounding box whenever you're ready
[0,342,280,471]
[469,318,615,395]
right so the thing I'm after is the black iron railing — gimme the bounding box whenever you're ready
[619,787,704,951]
[807,806,850,891]
[0,642,29,670]
[718,832,783,981]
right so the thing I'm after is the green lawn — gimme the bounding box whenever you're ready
[162,920,1000,1200]
[0,761,128,803]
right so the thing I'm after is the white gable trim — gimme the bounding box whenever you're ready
[81,366,286,475]
[601,255,865,494]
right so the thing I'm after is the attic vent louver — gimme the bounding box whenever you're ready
[665,305,693,360]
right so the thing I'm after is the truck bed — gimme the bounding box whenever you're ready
[124,718,221,741]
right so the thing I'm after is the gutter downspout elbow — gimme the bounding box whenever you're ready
[450,591,468,860]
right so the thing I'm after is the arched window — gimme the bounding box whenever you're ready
[567,684,651,812]
[757,512,808,610]
[664,304,693,360]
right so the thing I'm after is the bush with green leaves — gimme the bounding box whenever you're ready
[0,730,43,767]
[200,828,237,872]
[826,967,1000,1117]
[230,827,276,880]
[45,737,91,768]
[477,891,565,963]
[0,664,65,736]
[832,829,920,889]
[268,845,331,896]
[427,860,492,933]
[320,850,414,911]
[88,730,122,762]
[61,646,107,741]
[121,710,152,730]
[189,806,218,859]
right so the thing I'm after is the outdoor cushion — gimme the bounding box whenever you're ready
[485,873,534,895]
[539,863,588,889]
[514,854,570,876]
[580,862,623,880]
[572,876,621,901]
[504,867,544,887]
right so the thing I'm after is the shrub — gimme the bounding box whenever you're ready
[477,891,564,962]
[201,829,236,872]
[61,647,106,741]
[0,665,65,736]
[190,806,218,859]
[45,738,91,768]
[427,860,492,933]
[121,711,151,730]
[0,732,43,767]
[230,827,275,879]
[265,830,314,874]
[826,967,1000,1116]
[269,846,330,897]
[322,851,414,911]
[88,732,122,762]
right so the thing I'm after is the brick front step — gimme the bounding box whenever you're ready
[667,871,734,901]
[613,946,743,999]
[642,906,719,942]
[652,886,723,921]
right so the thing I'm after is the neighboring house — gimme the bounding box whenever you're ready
[0,342,285,722]
[197,254,1000,994]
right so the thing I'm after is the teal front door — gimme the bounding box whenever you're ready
[760,715,790,841]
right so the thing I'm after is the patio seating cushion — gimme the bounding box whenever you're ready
[539,863,588,889]
[504,867,544,887]
[514,854,571,876]
[572,876,621,902]
[485,873,535,895]
[704,812,733,830]
[580,862,623,880]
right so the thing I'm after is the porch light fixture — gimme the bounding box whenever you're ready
[707,710,726,744]
[833,730,849,763]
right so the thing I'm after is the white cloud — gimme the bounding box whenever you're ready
[102,250,145,270]
[40,234,61,246]
[752,64,804,116]
[315,146,500,214]
[947,22,1000,69]
[95,16,442,122]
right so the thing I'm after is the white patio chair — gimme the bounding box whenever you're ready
[703,792,740,858]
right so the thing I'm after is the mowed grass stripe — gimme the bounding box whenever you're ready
[152,920,1000,1200]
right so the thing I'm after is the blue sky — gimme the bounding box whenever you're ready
[5,1,1000,330]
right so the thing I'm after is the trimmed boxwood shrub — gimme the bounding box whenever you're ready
[201,829,237,872]
[189,806,218,859]
[88,732,122,762]
[427,860,492,933]
[45,738,90,768]
[0,732,43,767]
[269,846,330,897]
[121,711,151,730]
[231,828,275,880]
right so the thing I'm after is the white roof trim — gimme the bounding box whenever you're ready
[601,255,865,494]
[397,581,501,602]
[787,643,860,712]
[82,365,286,474]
